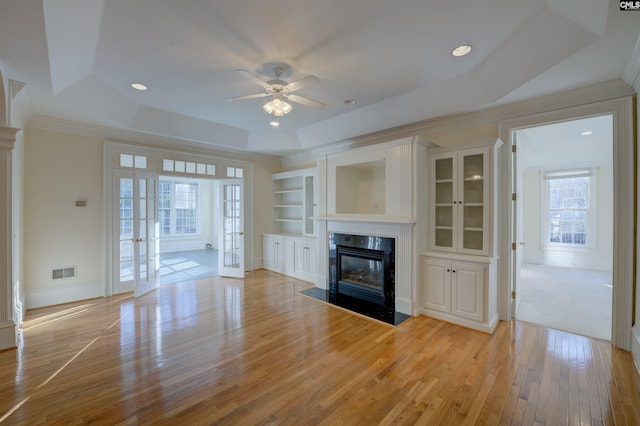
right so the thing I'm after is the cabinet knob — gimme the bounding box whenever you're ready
[452,270,456,273]
[447,269,451,272]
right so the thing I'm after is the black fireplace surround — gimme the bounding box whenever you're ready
[328,233,396,324]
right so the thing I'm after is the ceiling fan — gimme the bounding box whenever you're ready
[226,64,326,117]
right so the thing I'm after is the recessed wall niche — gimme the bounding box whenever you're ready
[335,160,385,214]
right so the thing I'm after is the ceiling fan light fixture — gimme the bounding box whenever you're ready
[270,121,280,127]
[263,97,292,117]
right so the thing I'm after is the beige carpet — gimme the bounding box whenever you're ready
[516,263,612,341]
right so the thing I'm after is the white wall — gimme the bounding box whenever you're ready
[22,126,279,308]
[522,166,613,271]
[24,127,104,308]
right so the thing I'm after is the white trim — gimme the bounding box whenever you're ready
[104,141,256,296]
[632,325,640,374]
[498,97,634,350]
[28,115,278,162]
[283,80,633,167]
[0,320,16,350]
[623,35,640,92]
[25,280,104,309]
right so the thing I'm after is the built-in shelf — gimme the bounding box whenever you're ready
[274,188,303,194]
[271,168,316,237]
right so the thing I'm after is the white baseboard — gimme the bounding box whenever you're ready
[419,308,497,334]
[0,320,16,350]
[632,325,640,375]
[253,257,262,271]
[396,296,413,316]
[26,280,104,309]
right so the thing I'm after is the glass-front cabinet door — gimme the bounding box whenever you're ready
[460,152,486,253]
[430,148,489,255]
[303,175,315,236]
[433,155,456,252]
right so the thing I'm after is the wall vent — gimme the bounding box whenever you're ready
[52,267,76,280]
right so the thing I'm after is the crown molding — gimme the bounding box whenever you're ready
[283,79,634,166]
[26,115,280,162]
[25,78,634,167]
[623,35,640,93]
[0,126,19,149]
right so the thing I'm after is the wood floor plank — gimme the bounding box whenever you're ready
[0,270,639,425]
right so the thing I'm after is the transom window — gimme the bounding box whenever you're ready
[159,180,199,236]
[119,153,147,169]
[543,169,593,247]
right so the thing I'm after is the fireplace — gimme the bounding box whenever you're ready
[329,233,396,324]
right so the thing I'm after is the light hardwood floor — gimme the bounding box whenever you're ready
[1,270,639,425]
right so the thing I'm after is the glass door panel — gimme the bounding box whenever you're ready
[460,152,485,253]
[134,173,159,296]
[433,156,456,251]
[119,177,134,285]
[304,175,315,236]
[219,179,244,278]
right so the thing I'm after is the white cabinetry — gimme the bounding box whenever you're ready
[421,255,497,333]
[294,239,317,282]
[265,167,318,283]
[263,234,316,282]
[430,146,492,255]
[263,234,294,275]
[422,139,501,334]
[272,168,316,237]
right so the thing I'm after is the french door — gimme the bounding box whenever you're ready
[218,179,244,278]
[114,170,160,296]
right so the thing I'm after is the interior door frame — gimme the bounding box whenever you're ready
[498,97,634,350]
[104,142,255,296]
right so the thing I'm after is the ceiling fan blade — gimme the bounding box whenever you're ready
[285,75,319,92]
[286,94,326,109]
[236,69,271,89]
[225,93,270,101]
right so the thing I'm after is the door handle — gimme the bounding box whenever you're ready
[239,232,244,236]
[132,238,143,243]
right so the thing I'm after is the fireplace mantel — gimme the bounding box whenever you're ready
[315,215,416,224]
[313,137,428,319]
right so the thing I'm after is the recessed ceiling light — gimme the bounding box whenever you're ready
[452,45,472,57]
[581,131,593,136]
[344,99,356,105]
[131,83,148,91]
[270,121,280,127]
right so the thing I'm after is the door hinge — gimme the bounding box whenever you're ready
[512,242,516,250]
[512,145,517,153]
[511,291,516,299]
[512,193,517,201]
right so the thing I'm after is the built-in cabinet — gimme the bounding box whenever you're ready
[272,168,316,236]
[263,234,317,282]
[263,167,318,283]
[422,139,501,333]
[430,148,489,255]
[421,254,497,332]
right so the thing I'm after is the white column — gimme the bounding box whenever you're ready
[0,126,18,350]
